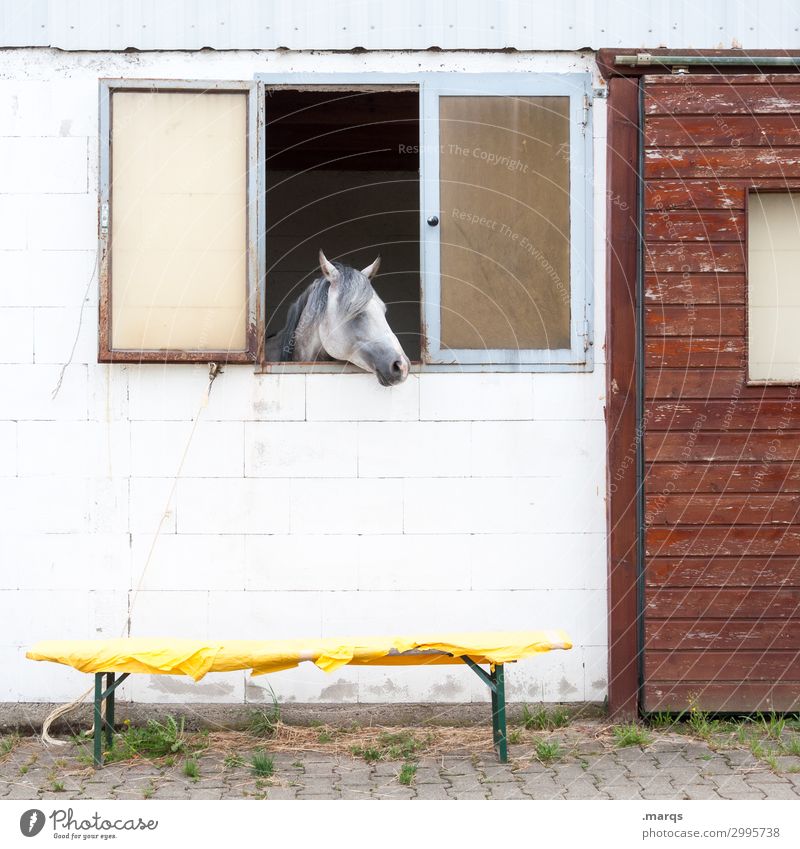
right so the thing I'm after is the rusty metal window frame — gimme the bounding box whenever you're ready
[255,72,594,374]
[423,73,593,369]
[98,79,263,364]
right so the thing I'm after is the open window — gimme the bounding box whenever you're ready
[263,86,421,362]
[99,74,592,371]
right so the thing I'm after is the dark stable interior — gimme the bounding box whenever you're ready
[264,88,421,362]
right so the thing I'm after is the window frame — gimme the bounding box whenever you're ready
[745,186,800,386]
[98,74,593,371]
[98,79,263,364]
[421,73,593,368]
[256,72,594,373]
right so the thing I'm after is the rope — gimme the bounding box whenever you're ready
[40,362,223,747]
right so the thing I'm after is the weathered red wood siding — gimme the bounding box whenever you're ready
[643,74,800,712]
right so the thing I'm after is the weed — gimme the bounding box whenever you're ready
[19,764,29,775]
[183,758,199,780]
[0,735,19,757]
[687,707,717,741]
[142,782,154,800]
[351,745,382,763]
[224,753,246,769]
[534,740,562,764]
[398,763,417,786]
[251,750,275,777]
[379,731,425,760]
[317,730,333,744]
[508,728,522,745]
[163,756,175,768]
[753,713,787,740]
[291,760,303,769]
[521,705,570,731]
[106,715,189,762]
[248,691,281,737]
[648,712,680,731]
[613,723,652,748]
[51,780,65,793]
[780,736,800,756]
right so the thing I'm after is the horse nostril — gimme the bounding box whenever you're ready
[391,359,407,376]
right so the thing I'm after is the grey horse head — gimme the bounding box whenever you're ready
[267,251,410,386]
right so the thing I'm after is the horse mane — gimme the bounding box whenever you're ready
[271,262,375,362]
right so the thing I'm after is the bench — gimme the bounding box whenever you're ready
[26,630,572,767]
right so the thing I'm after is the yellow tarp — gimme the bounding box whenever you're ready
[26,631,572,682]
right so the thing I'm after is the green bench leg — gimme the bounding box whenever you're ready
[492,664,508,763]
[92,671,129,768]
[461,658,508,763]
[93,673,103,768]
[105,672,115,750]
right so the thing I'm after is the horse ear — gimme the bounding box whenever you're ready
[361,256,381,280]
[319,250,341,286]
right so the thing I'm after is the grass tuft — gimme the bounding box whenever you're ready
[534,740,562,764]
[105,715,190,763]
[183,758,199,780]
[251,750,275,777]
[247,690,281,737]
[613,723,652,748]
[521,705,571,731]
[398,763,417,785]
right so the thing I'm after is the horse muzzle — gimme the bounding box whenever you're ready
[376,353,410,386]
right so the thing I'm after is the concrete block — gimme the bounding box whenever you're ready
[357,421,471,477]
[127,366,305,422]
[0,137,87,194]
[130,420,244,478]
[0,533,129,592]
[130,533,246,592]
[419,373,533,420]
[245,421,357,478]
[245,534,359,591]
[121,670,246,705]
[290,478,403,534]
[0,249,98,308]
[129,477,176,535]
[0,199,26,248]
[33,305,96,364]
[471,419,607,478]
[470,532,606,590]
[17,420,130,477]
[87,363,129,421]
[27,194,97,250]
[177,477,290,534]
[306,373,418,421]
[207,590,325,640]
[532,370,606,420]
[355,534,472,590]
[128,590,209,640]
[0,363,87,420]
[0,307,34,363]
[0,421,15,475]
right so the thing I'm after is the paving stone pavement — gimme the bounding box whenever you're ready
[1,722,799,801]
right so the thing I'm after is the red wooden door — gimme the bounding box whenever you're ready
[642,73,800,711]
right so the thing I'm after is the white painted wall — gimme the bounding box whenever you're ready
[0,48,608,707]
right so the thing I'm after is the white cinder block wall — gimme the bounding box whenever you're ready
[0,48,608,707]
